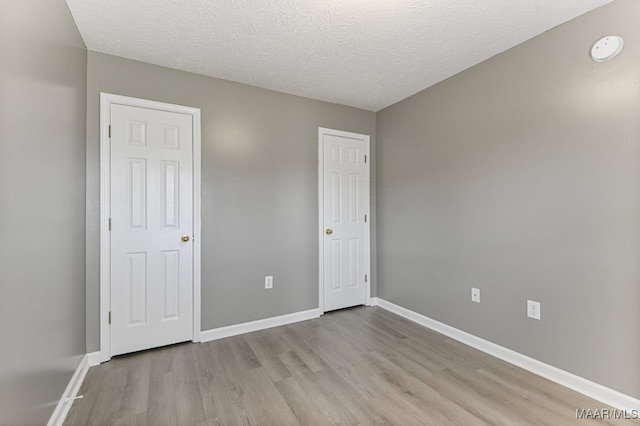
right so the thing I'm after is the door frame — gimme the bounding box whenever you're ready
[318,127,371,314]
[99,93,202,362]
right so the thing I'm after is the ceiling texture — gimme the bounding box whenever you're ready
[66,0,611,111]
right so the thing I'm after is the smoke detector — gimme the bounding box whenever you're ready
[590,36,624,62]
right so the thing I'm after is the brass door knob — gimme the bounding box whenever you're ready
[325,228,333,235]
[181,235,190,242]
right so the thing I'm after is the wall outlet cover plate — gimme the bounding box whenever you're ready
[527,300,541,320]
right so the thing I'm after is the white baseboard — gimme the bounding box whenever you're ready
[87,351,101,367]
[373,298,640,412]
[47,354,91,426]
[200,308,321,342]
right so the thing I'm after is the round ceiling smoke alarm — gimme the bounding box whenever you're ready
[590,36,624,62]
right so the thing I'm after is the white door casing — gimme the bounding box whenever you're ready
[100,94,201,361]
[318,128,370,313]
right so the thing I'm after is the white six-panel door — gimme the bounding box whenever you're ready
[320,128,370,312]
[110,104,194,356]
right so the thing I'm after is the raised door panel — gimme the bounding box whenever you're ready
[128,159,147,230]
[330,239,343,291]
[161,250,180,320]
[127,252,147,326]
[161,161,180,229]
[127,120,147,146]
[161,124,180,149]
[347,238,359,289]
[331,172,342,224]
[348,174,358,223]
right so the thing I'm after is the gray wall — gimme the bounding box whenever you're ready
[86,52,376,351]
[0,1,87,424]
[376,0,640,398]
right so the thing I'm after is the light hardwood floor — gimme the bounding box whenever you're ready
[65,307,634,425]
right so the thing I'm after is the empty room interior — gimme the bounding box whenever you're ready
[2,0,640,424]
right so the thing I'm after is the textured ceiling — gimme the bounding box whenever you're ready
[66,0,611,111]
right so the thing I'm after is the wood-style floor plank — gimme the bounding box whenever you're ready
[64,306,635,425]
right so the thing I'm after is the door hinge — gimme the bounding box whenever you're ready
[108,311,112,324]
[365,274,368,283]
[365,154,367,163]
[365,214,367,223]
[108,218,111,231]
[108,124,111,138]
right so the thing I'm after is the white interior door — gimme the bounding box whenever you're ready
[110,104,193,356]
[320,128,370,312]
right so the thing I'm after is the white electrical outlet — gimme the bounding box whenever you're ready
[265,276,273,289]
[527,300,541,320]
[471,287,481,303]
